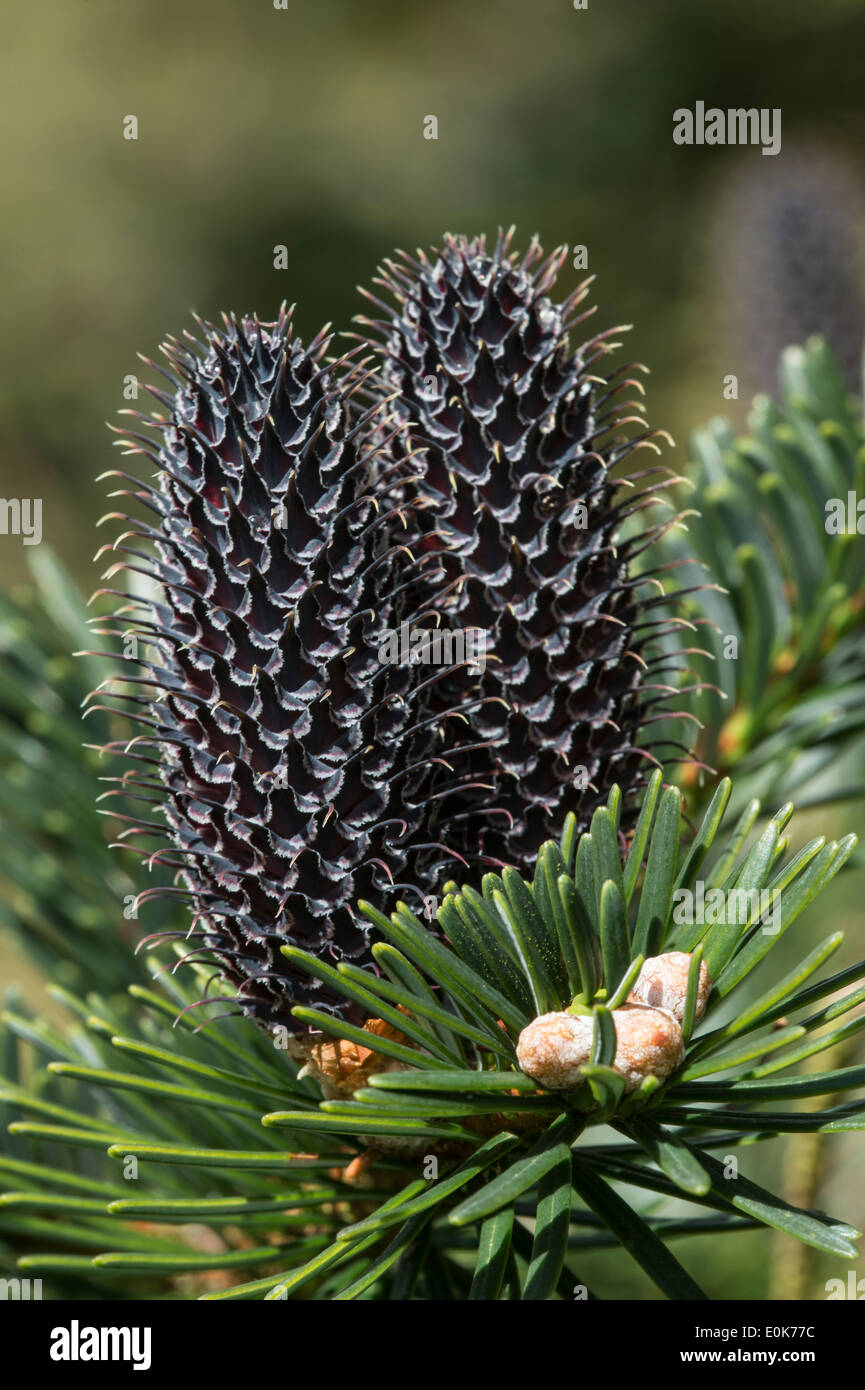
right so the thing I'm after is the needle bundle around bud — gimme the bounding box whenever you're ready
[9,770,860,1301]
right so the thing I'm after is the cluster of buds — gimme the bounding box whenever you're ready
[516,951,711,1093]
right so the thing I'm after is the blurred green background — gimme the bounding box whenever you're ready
[2,0,865,586]
[2,0,865,1300]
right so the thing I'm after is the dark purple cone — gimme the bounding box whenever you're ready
[93,307,481,1032]
[358,231,692,870]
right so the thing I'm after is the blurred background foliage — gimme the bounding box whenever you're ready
[2,0,865,586]
[2,0,865,1299]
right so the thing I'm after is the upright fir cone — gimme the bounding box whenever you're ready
[90,307,481,1034]
[358,229,697,871]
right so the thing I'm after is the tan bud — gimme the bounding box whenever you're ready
[610,1004,684,1091]
[289,1017,411,1099]
[627,950,711,1024]
[516,1011,593,1091]
[516,1003,685,1094]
